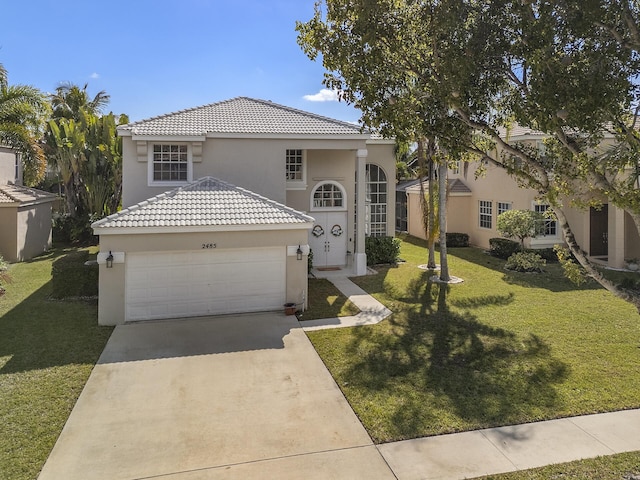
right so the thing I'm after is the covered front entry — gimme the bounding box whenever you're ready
[590,206,608,257]
[309,211,348,267]
[125,248,286,321]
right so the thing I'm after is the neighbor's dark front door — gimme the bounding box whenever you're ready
[590,206,608,257]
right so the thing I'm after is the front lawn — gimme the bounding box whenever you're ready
[306,235,640,443]
[0,248,113,480]
[297,277,360,321]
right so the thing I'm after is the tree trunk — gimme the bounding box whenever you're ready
[417,138,437,268]
[554,206,640,314]
[438,160,450,282]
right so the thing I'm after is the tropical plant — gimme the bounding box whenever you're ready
[497,209,545,251]
[0,63,49,185]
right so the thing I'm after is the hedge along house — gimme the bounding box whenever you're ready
[92,97,396,325]
[92,177,314,325]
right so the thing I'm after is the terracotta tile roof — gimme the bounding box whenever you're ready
[0,183,56,206]
[92,177,314,230]
[118,97,367,137]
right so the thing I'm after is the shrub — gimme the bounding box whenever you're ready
[51,251,98,298]
[365,236,400,265]
[489,238,520,259]
[526,247,559,263]
[505,251,546,273]
[445,232,469,247]
[0,255,10,296]
[52,213,98,245]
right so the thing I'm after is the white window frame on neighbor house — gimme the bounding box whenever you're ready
[148,143,192,187]
[285,149,306,189]
[450,159,461,175]
[310,181,347,211]
[497,201,512,216]
[479,200,493,229]
[531,202,561,245]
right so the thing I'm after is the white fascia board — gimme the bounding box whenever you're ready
[204,132,371,140]
[366,137,396,144]
[130,135,207,142]
[94,222,315,236]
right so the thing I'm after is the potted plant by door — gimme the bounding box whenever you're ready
[284,303,297,315]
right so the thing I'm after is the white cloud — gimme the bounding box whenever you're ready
[90,72,100,79]
[303,88,340,102]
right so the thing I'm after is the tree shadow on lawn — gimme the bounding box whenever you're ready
[342,281,570,441]
[0,281,112,375]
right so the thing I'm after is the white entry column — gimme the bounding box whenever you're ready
[355,149,368,275]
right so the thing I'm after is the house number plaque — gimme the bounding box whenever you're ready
[202,243,217,249]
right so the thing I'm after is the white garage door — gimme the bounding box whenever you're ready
[126,248,286,321]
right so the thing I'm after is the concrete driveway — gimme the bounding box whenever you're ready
[38,313,395,480]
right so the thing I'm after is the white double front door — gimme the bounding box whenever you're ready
[309,211,348,267]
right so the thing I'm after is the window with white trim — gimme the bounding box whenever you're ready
[497,202,512,216]
[451,160,460,175]
[286,149,303,181]
[534,204,557,236]
[152,144,188,182]
[479,200,492,229]
[366,164,387,237]
[312,182,344,208]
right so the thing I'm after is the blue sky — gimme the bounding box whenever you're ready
[1,0,360,123]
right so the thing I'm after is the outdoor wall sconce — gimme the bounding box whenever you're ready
[106,251,114,268]
[296,245,303,261]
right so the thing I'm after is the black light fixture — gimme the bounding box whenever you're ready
[106,251,114,269]
[296,245,303,261]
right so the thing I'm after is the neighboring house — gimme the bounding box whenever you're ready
[402,126,640,269]
[0,146,55,262]
[92,97,396,325]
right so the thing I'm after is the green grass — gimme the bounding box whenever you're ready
[297,277,360,321]
[475,451,640,479]
[0,248,113,480]
[306,234,640,444]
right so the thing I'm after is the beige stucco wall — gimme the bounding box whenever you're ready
[406,191,471,240]
[0,207,18,261]
[626,213,640,261]
[0,203,52,262]
[96,228,310,326]
[122,136,371,208]
[0,147,17,185]
[16,203,52,261]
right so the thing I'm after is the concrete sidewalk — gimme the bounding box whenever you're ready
[305,268,640,479]
[379,409,640,479]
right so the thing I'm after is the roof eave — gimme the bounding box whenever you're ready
[93,222,315,235]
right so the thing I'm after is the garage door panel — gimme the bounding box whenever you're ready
[126,248,286,321]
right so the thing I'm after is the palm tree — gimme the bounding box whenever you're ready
[0,63,49,185]
[50,82,110,121]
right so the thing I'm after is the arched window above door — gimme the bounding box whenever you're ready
[311,181,346,210]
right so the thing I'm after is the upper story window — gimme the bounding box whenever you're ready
[152,144,188,182]
[286,149,304,182]
[479,200,492,229]
[312,181,345,209]
[450,160,460,175]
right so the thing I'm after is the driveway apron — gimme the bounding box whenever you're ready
[38,313,395,480]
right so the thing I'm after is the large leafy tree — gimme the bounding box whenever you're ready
[297,0,473,282]
[0,63,49,185]
[298,0,640,311]
[46,83,125,223]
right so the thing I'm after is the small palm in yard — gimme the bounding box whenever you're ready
[0,248,113,480]
[306,234,640,444]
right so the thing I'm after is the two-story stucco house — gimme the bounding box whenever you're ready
[0,146,56,262]
[403,125,640,269]
[92,97,396,325]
